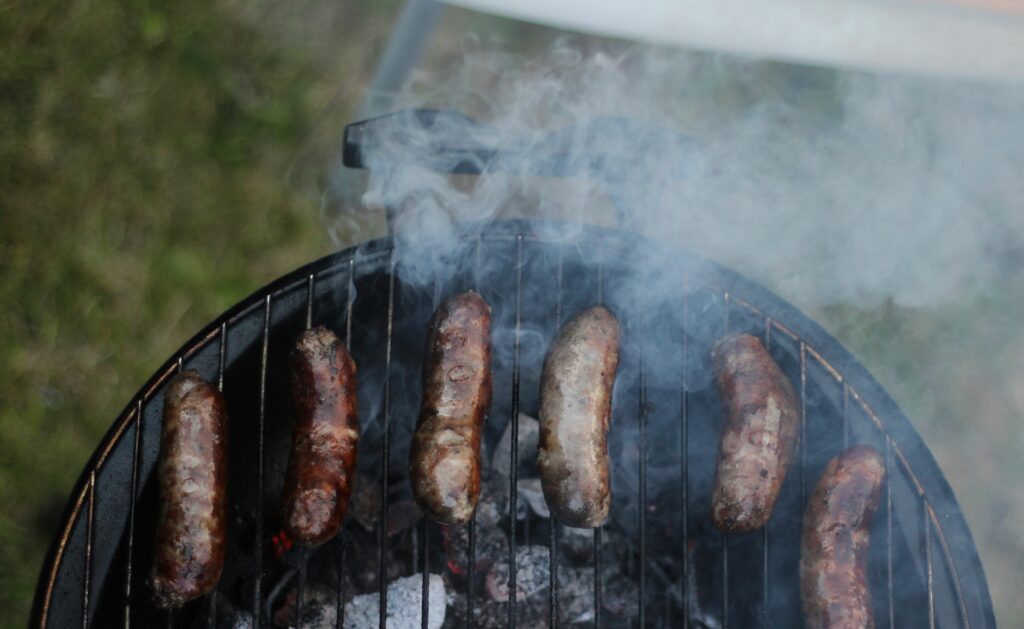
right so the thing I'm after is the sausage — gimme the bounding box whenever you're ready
[710,333,800,533]
[537,305,620,528]
[281,326,359,545]
[409,291,492,524]
[801,445,885,629]
[150,371,229,609]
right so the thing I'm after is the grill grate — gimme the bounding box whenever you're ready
[33,221,995,628]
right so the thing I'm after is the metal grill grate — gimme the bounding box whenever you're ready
[32,220,995,628]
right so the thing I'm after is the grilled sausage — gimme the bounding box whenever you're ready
[801,445,886,629]
[410,291,492,524]
[710,333,800,533]
[150,371,228,609]
[538,305,620,528]
[281,326,359,546]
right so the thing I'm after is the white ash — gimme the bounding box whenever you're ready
[491,413,540,476]
[343,573,446,629]
[486,545,550,602]
[516,478,550,519]
[274,575,446,629]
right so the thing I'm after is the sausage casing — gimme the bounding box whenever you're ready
[538,305,620,529]
[710,333,800,533]
[410,291,492,524]
[801,445,886,629]
[281,326,359,545]
[151,371,229,609]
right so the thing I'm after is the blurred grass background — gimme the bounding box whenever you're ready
[2,1,1021,627]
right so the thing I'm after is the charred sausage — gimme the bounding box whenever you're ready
[710,333,800,533]
[538,305,620,528]
[281,326,359,546]
[410,291,492,524]
[801,445,886,629]
[150,371,229,609]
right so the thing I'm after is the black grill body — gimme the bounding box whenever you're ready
[32,219,995,628]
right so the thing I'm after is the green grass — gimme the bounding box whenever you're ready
[0,0,403,623]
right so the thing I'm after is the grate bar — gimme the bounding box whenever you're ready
[721,293,730,629]
[886,438,895,629]
[549,246,565,629]
[593,249,605,629]
[680,277,690,629]
[252,295,271,629]
[123,399,143,628]
[465,238,483,629]
[205,323,229,629]
[296,551,308,629]
[335,541,347,629]
[507,235,524,628]
[421,522,430,629]
[799,342,808,508]
[379,256,397,629]
[926,501,936,629]
[638,336,648,627]
[762,316,772,627]
[82,471,95,629]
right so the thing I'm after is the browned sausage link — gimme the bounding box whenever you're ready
[538,305,620,529]
[801,445,886,629]
[281,326,359,545]
[710,333,800,533]
[150,371,229,609]
[410,291,492,524]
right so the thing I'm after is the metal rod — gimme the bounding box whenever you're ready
[721,292,730,629]
[638,334,648,628]
[549,245,564,629]
[926,500,936,629]
[800,342,808,508]
[681,277,690,629]
[306,274,315,329]
[82,471,95,629]
[886,438,895,629]
[843,383,850,448]
[594,247,604,629]
[296,550,308,629]
[594,528,603,628]
[507,235,524,629]
[421,522,430,629]
[336,539,347,629]
[337,260,355,629]
[207,323,228,629]
[253,294,271,629]
[465,236,482,629]
[762,316,772,627]
[379,256,397,628]
[123,399,143,629]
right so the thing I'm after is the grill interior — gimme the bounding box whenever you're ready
[33,219,995,628]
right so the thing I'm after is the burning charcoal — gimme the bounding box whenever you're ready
[442,521,507,577]
[516,478,550,519]
[387,500,423,536]
[559,526,594,564]
[485,545,549,603]
[599,562,639,620]
[491,413,539,476]
[349,472,380,530]
[345,529,404,591]
[208,593,254,629]
[272,583,337,628]
[557,567,595,625]
[344,574,447,629]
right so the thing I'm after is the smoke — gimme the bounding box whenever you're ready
[327,39,1024,309]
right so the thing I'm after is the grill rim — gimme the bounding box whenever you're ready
[31,218,997,628]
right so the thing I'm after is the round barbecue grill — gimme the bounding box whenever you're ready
[32,110,996,628]
[31,218,995,628]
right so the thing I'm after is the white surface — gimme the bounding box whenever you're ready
[444,0,1024,82]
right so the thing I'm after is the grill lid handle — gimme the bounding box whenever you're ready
[342,108,696,180]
